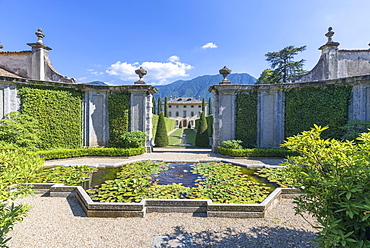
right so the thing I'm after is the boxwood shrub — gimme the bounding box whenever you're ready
[34,147,145,160]
[217,146,298,157]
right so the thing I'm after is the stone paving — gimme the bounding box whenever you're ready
[44,148,285,168]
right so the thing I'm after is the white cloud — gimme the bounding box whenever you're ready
[106,56,193,85]
[168,55,180,62]
[202,42,217,49]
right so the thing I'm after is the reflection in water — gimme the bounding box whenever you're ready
[153,163,201,187]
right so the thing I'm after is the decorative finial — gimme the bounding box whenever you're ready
[325,27,334,43]
[219,66,232,84]
[134,67,147,84]
[35,28,45,44]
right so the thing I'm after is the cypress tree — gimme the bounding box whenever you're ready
[208,97,212,115]
[201,98,205,113]
[157,97,162,115]
[195,111,209,147]
[187,122,191,129]
[164,96,168,117]
[154,112,168,147]
[179,121,182,128]
[152,97,156,114]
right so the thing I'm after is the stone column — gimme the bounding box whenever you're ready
[348,79,370,121]
[257,89,285,148]
[27,29,52,81]
[130,90,153,152]
[83,90,109,147]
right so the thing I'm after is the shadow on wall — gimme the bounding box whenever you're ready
[160,226,317,248]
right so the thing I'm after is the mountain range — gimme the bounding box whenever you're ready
[86,73,257,100]
[154,73,256,99]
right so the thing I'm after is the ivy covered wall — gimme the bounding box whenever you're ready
[235,93,258,148]
[18,86,83,149]
[107,90,130,147]
[285,85,352,139]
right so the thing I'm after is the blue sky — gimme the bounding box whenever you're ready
[1,0,370,85]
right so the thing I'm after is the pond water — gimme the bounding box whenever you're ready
[84,162,278,191]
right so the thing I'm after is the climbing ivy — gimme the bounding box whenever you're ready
[285,85,352,139]
[108,90,130,147]
[18,86,83,149]
[235,93,258,148]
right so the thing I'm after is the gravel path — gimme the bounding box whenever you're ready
[8,149,318,247]
[8,196,317,248]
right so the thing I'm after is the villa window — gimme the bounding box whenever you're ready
[191,105,194,108]
[169,112,172,117]
[176,111,179,117]
[191,111,194,117]
[169,105,172,108]
[198,105,201,108]
[184,105,186,108]
[176,105,179,108]
[183,111,187,117]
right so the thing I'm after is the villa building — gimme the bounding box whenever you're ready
[166,97,207,128]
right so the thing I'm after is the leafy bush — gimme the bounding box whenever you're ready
[282,125,370,247]
[116,131,147,148]
[108,91,130,148]
[217,146,298,157]
[154,112,168,147]
[340,120,370,141]
[18,87,83,149]
[0,112,41,149]
[222,140,243,149]
[236,93,258,148]
[0,144,43,247]
[34,147,145,160]
[195,111,209,147]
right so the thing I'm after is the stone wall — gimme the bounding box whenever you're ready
[209,75,370,151]
[0,76,157,151]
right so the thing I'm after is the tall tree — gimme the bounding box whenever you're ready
[154,112,168,147]
[164,97,168,117]
[201,98,205,114]
[195,111,209,147]
[152,96,156,114]
[265,45,306,83]
[208,97,212,115]
[157,97,162,115]
[255,69,281,84]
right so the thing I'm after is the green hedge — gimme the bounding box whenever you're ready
[152,114,176,137]
[108,91,130,147]
[217,146,298,158]
[35,147,145,160]
[18,87,83,149]
[195,115,213,137]
[285,85,352,139]
[235,93,258,148]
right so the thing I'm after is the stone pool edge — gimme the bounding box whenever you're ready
[30,158,300,218]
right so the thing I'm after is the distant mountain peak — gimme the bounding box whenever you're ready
[154,73,256,99]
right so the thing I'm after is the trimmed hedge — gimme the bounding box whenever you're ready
[18,87,83,149]
[152,114,175,138]
[285,85,352,140]
[34,147,145,160]
[217,146,299,158]
[195,115,213,137]
[235,93,258,148]
[108,91,130,147]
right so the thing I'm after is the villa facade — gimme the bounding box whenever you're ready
[166,97,207,128]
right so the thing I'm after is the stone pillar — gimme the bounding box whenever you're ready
[319,27,340,80]
[2,84,20,117]
[130,90,153,152]
[349,80,370,121]
[27,29,52,81]
[83,90,109,147]
[257,89,285,148]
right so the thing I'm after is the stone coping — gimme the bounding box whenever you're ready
[32,158,298,218]
[29,183,300,218]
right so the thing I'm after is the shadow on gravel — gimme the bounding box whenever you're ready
[66,195,86,217]
[161,226,317,248]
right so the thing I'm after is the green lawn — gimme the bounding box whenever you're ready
[168,128,183,145]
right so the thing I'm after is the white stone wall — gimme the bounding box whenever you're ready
[0,53,32,78]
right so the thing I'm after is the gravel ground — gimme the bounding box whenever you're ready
[8,196,317,248]
[8,149,318,247]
